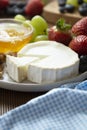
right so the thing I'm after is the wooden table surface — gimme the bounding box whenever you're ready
[0,88,46,115]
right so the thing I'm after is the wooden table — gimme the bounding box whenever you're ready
[0,88,46,115]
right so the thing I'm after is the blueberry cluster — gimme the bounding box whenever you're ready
[0,1,26,17]
[79,55,87,73]
[58,0,87,16]
[79,2,87,16]
[58,0,75,13]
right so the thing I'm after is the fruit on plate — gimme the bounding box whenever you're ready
[0,0,9,9]
[48,18,72,46]
[5,1,26,16]
[84,0,87,2]
[14,14,26,22]
[58,0,87,16]
[14,15,36,42]
[79,55,87,73]
[25,0,44,17]
[65,4,75,13]
[24,15,48,41]
[69,35,87,55]
[66,0,78,7]
[31,15,48,35]
[58,0,78,13]
[78,0,83,5]
[14,15,48,42]
[0,0,46,17]
[69,17,87,56]
[71,17,87,36]
[58,0,66,6]
[34,35,48,42]
[78,2,87,16]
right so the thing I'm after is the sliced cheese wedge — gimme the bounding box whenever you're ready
[6,55,39,82]
[7,41,79,83]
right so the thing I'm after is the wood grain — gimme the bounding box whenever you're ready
[43,0,83,25]
[0,88,45,115]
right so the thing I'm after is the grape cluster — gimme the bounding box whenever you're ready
[14,14,48,42]
[58,0,87,16]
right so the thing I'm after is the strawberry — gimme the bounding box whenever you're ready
[48,19,72,46]
[25,0,44,17]
[69,35,87,55]
[0,0,9,9]
[72,17,87,36]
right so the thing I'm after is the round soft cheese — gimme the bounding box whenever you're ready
[18,41,79,84]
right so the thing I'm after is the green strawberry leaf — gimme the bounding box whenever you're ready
[56,18,71,31]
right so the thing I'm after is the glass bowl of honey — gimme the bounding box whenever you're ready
[0,19,33,53]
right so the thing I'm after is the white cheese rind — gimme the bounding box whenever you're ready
[28,55,79,83]
[6,55,39,82]
[18,41,77,58]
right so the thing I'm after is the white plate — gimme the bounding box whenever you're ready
[0,71,87,92]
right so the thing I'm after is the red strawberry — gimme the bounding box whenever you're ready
[25,0,44,17]
[0,0,9,9]
[69,35,87,55]
[72,17,87,36]
[48,19,72,46]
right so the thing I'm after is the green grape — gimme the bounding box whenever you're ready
[30,28,37,42]
[31,15,48,35]
[23,20,37,42]
[34,35,48,42]
[23,20,32,29]
[66,0,78,7]
[23,20,31,27]
[14,14,26,23]
[83,0,87,2]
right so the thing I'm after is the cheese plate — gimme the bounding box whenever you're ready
[0,71,87,92]
[0,41,86,92]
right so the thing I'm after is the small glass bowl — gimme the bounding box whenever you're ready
[0,19,33,53]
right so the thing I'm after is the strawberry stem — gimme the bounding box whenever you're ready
[56,18,71,31]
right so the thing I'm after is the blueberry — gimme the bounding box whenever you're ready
[79,8,87,16]
[79,3,87,16]
[59,6,65,13]
[81,2,87,8]
[78,0,83,5]
[17,2,26,8]
[65,4,75,13]
[14,6,25,15]
[9,2,16,7]
[79,55,87,73]
[6,4,25,16]
[58,0,66,6]
[6,6,16,16]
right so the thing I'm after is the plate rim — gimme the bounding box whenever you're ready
[0,71,87,92]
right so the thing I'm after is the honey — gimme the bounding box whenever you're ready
[0,19,33,53]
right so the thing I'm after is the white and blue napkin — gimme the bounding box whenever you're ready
[0,80,87,130]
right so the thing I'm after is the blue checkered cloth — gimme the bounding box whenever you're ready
[0,80,87,130]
